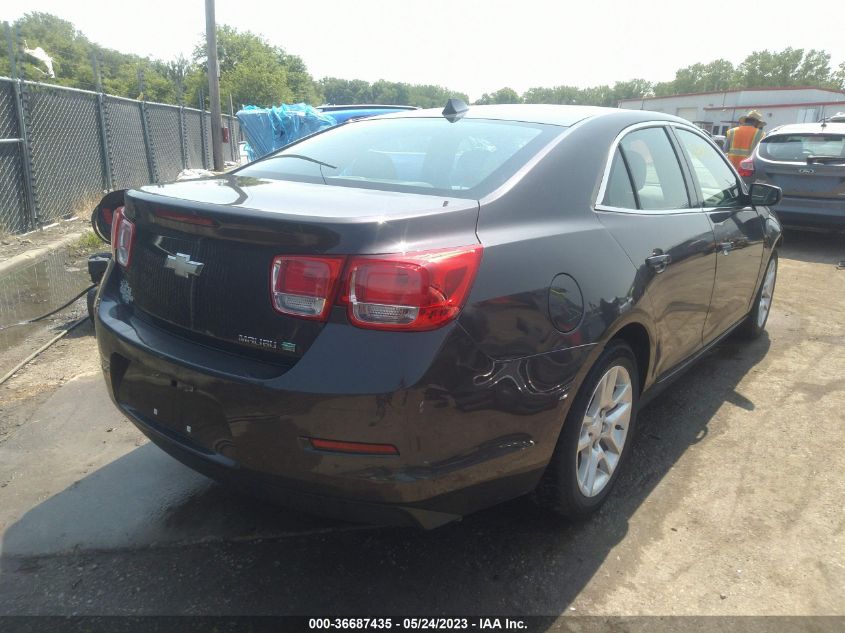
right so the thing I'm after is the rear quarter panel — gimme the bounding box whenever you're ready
[462,113,662,447]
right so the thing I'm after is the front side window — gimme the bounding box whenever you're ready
[618,127,690,211]
[675,128,742,207]
[236,118,560,198]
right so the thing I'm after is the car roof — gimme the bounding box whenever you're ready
[369,103,661,127]
[765,121,845,136]
[318,104,419,112]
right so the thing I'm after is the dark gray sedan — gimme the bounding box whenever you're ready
[92,103,783,528]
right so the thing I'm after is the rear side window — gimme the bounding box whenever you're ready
[619,128,690,210]
[602,148,637,209]
[759,133,845,162]
[675,129,742,207]
[237,118,560,198]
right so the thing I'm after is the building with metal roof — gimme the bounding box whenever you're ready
[618,87,845,136]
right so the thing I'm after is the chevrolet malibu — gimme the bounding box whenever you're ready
[93,103,783,528]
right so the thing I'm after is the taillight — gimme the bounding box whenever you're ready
[270,256,345,320]
[738,158,755,178]
[110,205,122,245]
[111,206,135,268]
[341,245,482,331]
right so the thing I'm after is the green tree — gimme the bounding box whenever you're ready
[319,78,373,104]
[6,13,843,113]
[612,79,654,102]
[371,79,410,104]
[698,59,736,91]
[279,53,323,104]
[160,55,192,102]
[192,25,291,108]
[474,87,521,105]
[522,85,584,105]
[11,13,96,88]
[734,47,829,88]
[581,84,614,107]
[796,49,835,86]
[407,84,469,108]
[521,87,557,104]
[670,59,736,94]
[833,62,845,90]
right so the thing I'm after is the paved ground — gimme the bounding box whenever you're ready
[0,230,843,617]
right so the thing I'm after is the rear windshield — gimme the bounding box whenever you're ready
[759,133,845,162]
[235,117,561,198]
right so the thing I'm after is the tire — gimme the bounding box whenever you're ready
[535,339,639,518]
[738,251,778,340]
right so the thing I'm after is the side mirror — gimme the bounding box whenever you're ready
[749,183,782,207]
[90,189,127,244]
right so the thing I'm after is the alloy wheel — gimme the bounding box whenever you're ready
[576,365,633,498]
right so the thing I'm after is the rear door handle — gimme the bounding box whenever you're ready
[645,253,671,273]
[718,241,733,255]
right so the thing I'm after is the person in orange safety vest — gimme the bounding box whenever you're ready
[724,110,766,169]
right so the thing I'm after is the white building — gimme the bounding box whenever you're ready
[618,87,845,135]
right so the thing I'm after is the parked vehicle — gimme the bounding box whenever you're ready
[316,104,418,123]
[740,120,845,229]
[91,103,782,528]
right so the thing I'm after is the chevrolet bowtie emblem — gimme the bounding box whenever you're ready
[165,253,204,278]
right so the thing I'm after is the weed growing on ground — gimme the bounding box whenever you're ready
[71,192,107,223]
[71,230,106,256]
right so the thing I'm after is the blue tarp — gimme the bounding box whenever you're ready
[236,103,336,161]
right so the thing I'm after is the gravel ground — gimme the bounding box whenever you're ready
[0,229,842,619]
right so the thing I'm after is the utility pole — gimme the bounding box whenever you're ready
[205,0,224,171]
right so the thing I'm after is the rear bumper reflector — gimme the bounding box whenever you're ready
[307,437,399,455]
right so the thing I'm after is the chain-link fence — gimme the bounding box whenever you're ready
[0,79,28,235]
[0,76,242,236]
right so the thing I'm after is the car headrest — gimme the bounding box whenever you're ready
[626,150,647,192]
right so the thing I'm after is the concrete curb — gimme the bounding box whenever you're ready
[0,233,84,278]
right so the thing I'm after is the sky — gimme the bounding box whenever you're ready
[4,0,845,100]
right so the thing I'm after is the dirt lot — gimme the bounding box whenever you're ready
[0,229,842,618]
[0,216,92,262]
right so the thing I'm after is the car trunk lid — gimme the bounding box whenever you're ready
[120,176,480,361]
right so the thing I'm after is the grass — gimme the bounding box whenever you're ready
[71,192,107,223]
[70,230,107,256]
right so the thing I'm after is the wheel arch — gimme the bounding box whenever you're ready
[608,321,651,395]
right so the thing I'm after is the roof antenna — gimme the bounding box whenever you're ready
[442,98,469,123]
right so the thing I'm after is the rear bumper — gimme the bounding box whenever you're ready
[94,270,588,527]
[122,403,514,529]
[774,197,845,229]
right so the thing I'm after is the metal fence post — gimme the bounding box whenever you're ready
[7,24,39,231]
[198,89,208,169]
[178,106,188,170]
[12,79,39,230]
[228,94,236,162]
[95,93,113,191]
[91,53,113,191]
[139,101,158,184]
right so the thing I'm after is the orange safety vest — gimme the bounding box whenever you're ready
[725,124,764,169]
